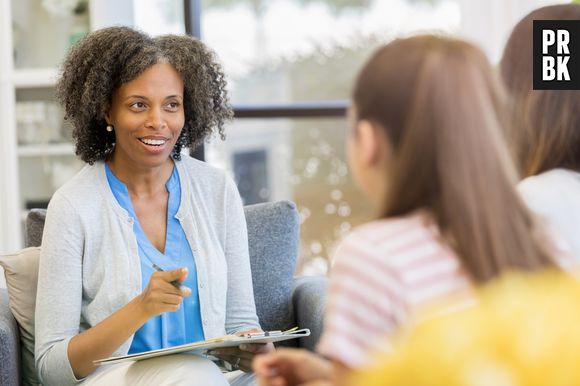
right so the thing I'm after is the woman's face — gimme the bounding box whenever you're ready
[346,105,379,202]
[346,105,392,207]
[106,62,185,170]
[346,106,366,193]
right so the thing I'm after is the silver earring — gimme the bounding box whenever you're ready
[106,125,113,132]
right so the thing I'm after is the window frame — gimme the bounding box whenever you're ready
[183,0,348,161]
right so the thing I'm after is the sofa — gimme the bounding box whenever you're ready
[0,200,328,386]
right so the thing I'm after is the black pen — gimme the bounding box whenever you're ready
[152,263,184,290]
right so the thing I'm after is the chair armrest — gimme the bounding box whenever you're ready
[292,276,328,351]
[0,288,21,386]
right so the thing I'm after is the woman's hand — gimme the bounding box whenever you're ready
[137,267,191,318]
[253,348,333,386]
[67,267,190,379]
[209,328,275,372]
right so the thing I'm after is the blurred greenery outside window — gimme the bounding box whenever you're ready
[199,0,460,275]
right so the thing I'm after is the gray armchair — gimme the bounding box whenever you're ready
[0,200,327,386]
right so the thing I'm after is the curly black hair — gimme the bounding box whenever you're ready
[55,26,232,164]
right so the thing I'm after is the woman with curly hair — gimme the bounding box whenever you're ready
[34,26,270,386]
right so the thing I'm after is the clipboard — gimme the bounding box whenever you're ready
[94,328,310,365]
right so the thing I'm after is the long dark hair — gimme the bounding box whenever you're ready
[353,35,555,283]
[500,4,580,177]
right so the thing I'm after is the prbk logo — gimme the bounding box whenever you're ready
[533,20,580,90]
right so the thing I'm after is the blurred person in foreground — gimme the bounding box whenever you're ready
[35,26,271,386]
[353,270,580,386]
[253,34,569,386]
[500,4,580,259]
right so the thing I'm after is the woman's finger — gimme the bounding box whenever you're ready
[253,352,278,375]
[266,376,288,386]
[158,267,188,283]
[235,328,261,336]
[239,343,265,353]
[161,294,184,306]
[238,357,253,372]
[151,278,187,296]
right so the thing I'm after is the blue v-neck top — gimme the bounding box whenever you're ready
[105,163,205,354]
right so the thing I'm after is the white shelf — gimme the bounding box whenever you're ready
[13,68,58,88]
[18,143,74,157]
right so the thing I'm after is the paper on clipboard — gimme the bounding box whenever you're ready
[94,328,310,366]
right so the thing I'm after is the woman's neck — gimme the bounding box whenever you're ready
[107,154,174,199]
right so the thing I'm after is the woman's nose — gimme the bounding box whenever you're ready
[145,107,166,130]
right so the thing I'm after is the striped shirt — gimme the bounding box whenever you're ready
[317,211,473,368]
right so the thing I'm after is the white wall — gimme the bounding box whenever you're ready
[0,0,22,255]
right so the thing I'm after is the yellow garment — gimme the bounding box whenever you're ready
[351,270,580,386]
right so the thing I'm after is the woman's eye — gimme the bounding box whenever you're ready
[131,101,146,109]
[167,102,180,110]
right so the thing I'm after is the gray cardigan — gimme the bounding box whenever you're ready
[34,157,261,386]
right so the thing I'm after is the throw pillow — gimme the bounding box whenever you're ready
[0,247,41,386]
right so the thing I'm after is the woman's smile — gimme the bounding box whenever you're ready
[137,135,172,154]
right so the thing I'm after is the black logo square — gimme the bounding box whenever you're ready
[533,20,580,90]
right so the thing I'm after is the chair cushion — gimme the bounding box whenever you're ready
[24,209,46,248]
[244,201,300,332]
[0,288,21,386]
[0,248,41,386]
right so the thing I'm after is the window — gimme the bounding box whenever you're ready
[199,0,459,274]
[134,0,185,35]
[202,0,460,104]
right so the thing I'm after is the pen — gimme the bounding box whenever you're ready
[152,263,184,290]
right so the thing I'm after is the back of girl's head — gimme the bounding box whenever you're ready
[56,26,231,164]
[500,4,580,176]
[353,35,554,283]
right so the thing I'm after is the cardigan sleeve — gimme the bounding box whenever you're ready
[35,191,86,386]
[222,176,261,334]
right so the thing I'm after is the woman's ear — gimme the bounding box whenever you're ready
[355,119,384,167]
